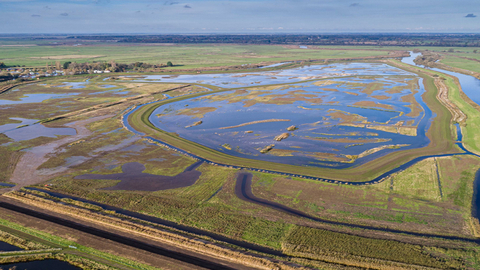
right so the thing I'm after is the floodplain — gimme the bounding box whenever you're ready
[1,44,480,269]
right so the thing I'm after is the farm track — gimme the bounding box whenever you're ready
[0,199,241,270]
[234,171,480,244]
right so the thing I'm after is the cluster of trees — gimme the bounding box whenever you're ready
[61,60,174,74]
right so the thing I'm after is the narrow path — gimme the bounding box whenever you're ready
[235,171,480,244]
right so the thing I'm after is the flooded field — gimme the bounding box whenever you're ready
[127,62,412,87]
[149,63,431,167]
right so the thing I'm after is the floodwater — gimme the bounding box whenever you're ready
[0,241,22,252]
[0,259,81,270]
[0,93,78,106]
[127,62,413,88]
[149,63,432,168]
[0,118,76,141]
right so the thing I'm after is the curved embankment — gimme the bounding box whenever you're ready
[235,171,480,244]
[125,93,472,186]
[0,200,237,270]
[126,67,463,183]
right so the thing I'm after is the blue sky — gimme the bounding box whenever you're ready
[0,0,478,33]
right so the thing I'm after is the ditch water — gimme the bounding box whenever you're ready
[0,241,22,252]
[0,259,81,270]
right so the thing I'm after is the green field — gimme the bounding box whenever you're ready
[0,44,391,69]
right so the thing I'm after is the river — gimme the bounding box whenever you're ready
[401,51,480,222]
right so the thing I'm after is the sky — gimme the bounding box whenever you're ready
[0,0,478,34]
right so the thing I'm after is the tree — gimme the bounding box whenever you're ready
[0,62,6,68]
[63,61,72,69]
[166,61,173,67]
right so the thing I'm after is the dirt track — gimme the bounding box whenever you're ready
[9,115,113,189]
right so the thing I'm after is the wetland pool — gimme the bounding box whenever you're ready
[0,118,76,141]
[149,63,432,168]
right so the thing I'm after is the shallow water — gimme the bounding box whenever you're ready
[0,118,76,141]
[148,63,432,168]
[0,259,81,270]
[0,93,78,106]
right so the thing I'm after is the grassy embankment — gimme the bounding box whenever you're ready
[0,218,156,269]
[128,64,459,182]
[393,59,480,154]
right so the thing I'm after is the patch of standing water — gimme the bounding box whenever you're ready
[52,81,88,89]
[0,93,79,106]
[0,118,76,141]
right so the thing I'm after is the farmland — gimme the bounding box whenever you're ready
[1,40,480,269]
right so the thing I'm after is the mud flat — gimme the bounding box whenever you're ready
[219,119,290,130]
[274,133,290,141]
[9,115,113,189]
[185,120,203,128]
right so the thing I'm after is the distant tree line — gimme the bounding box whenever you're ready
[60,34,480,47]
[62,60,173,74]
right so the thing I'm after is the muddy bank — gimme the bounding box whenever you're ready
[9,115,114,189]
[75,161,203,191]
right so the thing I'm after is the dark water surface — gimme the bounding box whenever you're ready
[0,241,22,252]
[0,260,80,270]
